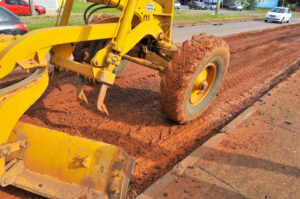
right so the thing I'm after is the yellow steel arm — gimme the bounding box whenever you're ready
[0,68,49,174]
[0,24,118,79]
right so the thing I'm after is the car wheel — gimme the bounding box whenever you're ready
[265,20,267,23]
[280,18,284,24]
[35,10,40,15]
[287,20,290,23]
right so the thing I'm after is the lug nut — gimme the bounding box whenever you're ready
[199,81,208,90]
[19,142,26,149]
[111,56,118,62]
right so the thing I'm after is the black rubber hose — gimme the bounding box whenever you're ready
[84,3,99,24]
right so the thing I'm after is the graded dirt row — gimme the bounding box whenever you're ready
[1,24,300,198]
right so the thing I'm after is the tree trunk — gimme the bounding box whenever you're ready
[215,0,221,15]
[29,0,35,16]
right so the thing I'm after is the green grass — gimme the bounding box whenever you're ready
[20,14,64,21]
[24,0,266,31]
[173,10,211,15]
[71,0,93,13]
[22,0,121,22]
[27,20,84,31]
[24,0,122,30]
[246,8,270,13]
[26,22,56,30]
[71,0,120,15]
[26,12,264,31]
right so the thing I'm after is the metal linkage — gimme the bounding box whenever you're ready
[123,54,166,72]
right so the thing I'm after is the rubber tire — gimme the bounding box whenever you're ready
[160,35,230,124]
[35,10,40,15]
[265,20,267,23]
[281,18,284,24]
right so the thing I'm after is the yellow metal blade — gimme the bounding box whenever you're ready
[8,122,133,199]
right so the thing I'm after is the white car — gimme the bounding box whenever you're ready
[206,4,217,10]
[174,0,181,10]
[228,3,243,11]
[265,7,292,23]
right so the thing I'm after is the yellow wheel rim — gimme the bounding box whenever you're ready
[189,62,217,106]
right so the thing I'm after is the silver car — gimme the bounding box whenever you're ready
[174,0,181,10]
[228,3,243,11]
[206,4,217,10]
[265,7,292,23]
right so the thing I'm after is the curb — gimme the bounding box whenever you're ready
[137,106,256,199]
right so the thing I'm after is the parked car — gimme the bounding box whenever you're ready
[265,7,292,23]
[0,0,46,15]
[174,0,181,10]
[0,6,27,35]
[206,4,217,10]
[228,3,243,11]
[189,1,206,10]
[295,7,300,12]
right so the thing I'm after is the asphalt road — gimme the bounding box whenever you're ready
[172,17,300,42]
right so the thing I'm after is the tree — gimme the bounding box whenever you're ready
[215,0,221,15]
[241,0,257,10]
[29,0,35,15]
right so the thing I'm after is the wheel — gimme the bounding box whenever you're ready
[265,20,267,23]
[280,18,284,24]
[287,20,290,23]
[35,10,40,15]
[160,34,230,124]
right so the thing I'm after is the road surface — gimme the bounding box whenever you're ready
[172,17,300,42]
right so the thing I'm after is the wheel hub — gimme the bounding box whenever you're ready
[199,80,208,91]
[189,62,217,106]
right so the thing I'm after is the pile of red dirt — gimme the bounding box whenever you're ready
[1,24,300,198]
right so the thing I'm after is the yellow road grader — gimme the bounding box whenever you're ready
[0,0,229,198]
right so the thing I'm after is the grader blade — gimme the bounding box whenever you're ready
[8,122,133,199]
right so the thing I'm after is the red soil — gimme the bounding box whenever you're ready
[1,24,300,198]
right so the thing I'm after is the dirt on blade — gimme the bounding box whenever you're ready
[1,24,300,199]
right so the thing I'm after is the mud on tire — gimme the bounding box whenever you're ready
[160,34,230,124]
